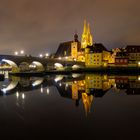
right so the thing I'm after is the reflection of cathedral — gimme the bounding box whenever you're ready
[55,74,140,116]
[55,74,115,115]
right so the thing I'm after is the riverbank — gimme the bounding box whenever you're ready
[9,67,140,77]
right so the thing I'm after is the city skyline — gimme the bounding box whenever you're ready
[0,0,140,55]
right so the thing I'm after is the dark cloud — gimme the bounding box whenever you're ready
[0,0,140,55]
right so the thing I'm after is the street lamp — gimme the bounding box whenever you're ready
[46,53,49,57]
[39,54,43,58]
[14,51,18,55]
[20,50,24,55]
[58,57,62,60]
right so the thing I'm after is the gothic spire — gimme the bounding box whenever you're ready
[83,20,87,34]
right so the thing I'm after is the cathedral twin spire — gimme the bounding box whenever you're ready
[81,20,93,49]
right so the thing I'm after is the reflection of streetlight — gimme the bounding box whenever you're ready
[16,91,19,98]
[138,76,140,81]
[46,88,50,95]
[22,93,25,99]
[15,51,18,55]
[58,57,62,60]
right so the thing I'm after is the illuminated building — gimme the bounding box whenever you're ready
[81,20,93,49]
[125,45,140,66]
[55,34,81,59]
[85,43,110,67]
[115,52,128,66]
[71,34,81,60]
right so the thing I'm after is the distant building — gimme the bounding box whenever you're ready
[125,45,140,66]
[85,43,110,67]
[115,52,128,66]
[71,34,81,60]
[55,34,81,59]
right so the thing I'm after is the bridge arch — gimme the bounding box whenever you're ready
[72,64,82,70]
[19,62,30,72]
[30,61,44,72]
[1,59,19,73]
[54,63,64,70]
[1,76,20,93]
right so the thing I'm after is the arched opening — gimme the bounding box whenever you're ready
[54,63,64,70]
[1,59,19,73]
[19,62,30,72]
[32,78,44,87]
[72,65,81,70]
[54,75,64,82]
[30,61,44,72]
[1,76,19,93]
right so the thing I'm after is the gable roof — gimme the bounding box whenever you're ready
[55,41,81,57]
[87,43,108,53]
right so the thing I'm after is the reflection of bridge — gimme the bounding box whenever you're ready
[0,74,84,95]
[0,55,85,72]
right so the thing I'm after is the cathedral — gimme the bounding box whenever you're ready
[81,20,93,49]
[55,20,95,62]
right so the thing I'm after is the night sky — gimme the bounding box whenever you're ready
[0,0,140,56]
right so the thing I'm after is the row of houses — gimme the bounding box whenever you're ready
[85,44,140,67]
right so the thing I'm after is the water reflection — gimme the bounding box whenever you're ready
[0,74,140,116]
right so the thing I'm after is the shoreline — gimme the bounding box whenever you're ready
[9,67,140,77]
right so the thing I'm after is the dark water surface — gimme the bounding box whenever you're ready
[0,74,140,139]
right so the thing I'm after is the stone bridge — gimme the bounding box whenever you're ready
[0,55,85,73]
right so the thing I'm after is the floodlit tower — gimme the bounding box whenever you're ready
[81,20,93,49]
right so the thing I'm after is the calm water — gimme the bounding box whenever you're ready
[0,73,140,139]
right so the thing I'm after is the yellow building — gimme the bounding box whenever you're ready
[71,33,81,60]
[81,20,93,49]
[85,74,114,93]
[85,43,109,67]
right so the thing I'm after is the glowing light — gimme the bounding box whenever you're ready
[59,83,62,87]
[46,53,49,57]
[14,51,18,55]
[66,83,68,87]
[39,54,43,58]
[54,75,63,82]
[40,85,43,93]
[32,79,43,87]
[138,76,140,81]
[138,62,140,66]
[16,91,19,98]
[46,88,50,95]
[22,93,25,99]
[58,57,62,60]
[2,89,6,94]
[20,50,24,54]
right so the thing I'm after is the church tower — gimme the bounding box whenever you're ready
[71,33,79,60]
[81,20,93,49]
